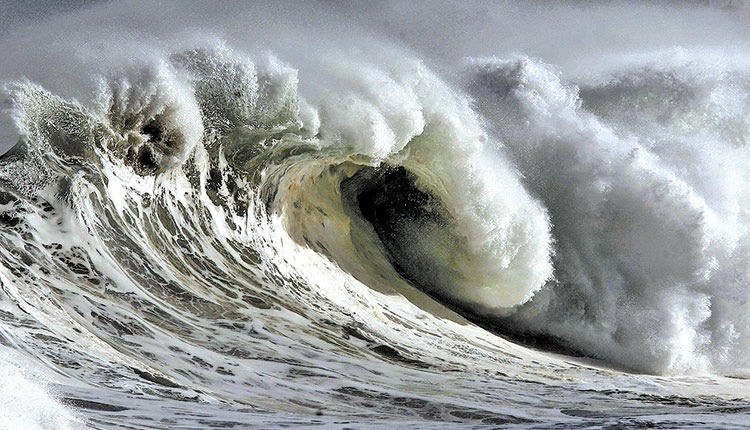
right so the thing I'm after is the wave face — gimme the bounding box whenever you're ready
[1,2,750,429]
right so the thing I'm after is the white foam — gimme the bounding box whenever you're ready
[0,350,82,430]
[467,54,750,374]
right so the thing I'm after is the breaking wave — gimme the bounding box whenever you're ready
[1,20,750,428]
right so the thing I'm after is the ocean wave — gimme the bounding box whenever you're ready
[2,38,750,428]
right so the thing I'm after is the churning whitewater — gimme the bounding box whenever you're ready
[1,1,750,429]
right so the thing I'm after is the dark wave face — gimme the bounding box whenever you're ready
[1,2,750,429]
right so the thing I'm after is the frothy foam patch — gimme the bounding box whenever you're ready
[0,351,82,430]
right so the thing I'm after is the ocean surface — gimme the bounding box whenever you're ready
[1,1,750,428]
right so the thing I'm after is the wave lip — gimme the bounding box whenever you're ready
[269,56,555,311]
